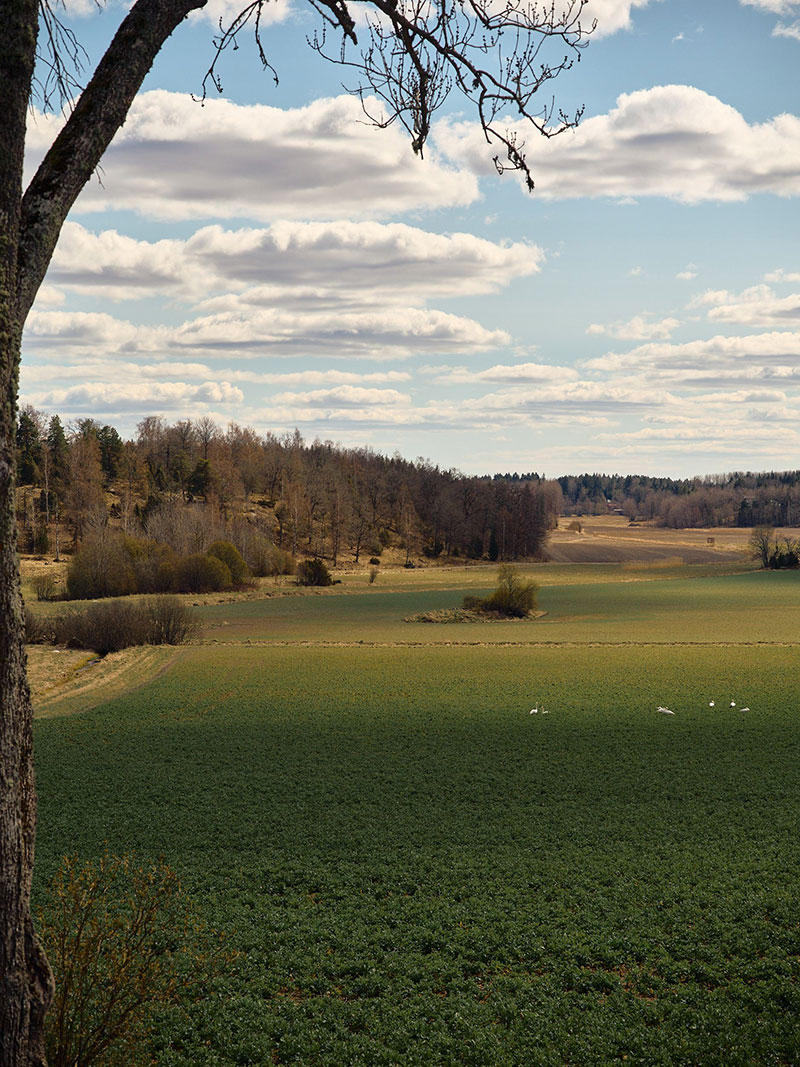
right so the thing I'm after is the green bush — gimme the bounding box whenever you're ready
[66,535,136,600]
[123,536,178,594]
[462,564,539,618]
[208,540,250,585]
[174,553,232,594]
[483,563,538,616]
[296,558,333,587]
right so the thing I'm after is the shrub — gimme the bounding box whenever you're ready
[32,573,59,601]
[66,534,136,600]
[123,536,178,594]
[174,553,232,594]
[25,605,54,644]
[53,597,200,654]
[461,594,484,612]
[268,546,297,576]
[483,563,538,617]
[368,557,381,566]
[37,852,228,1067]
[369,566,379,584]
[296,558,333,586]
[144,597,201,645]
[54,601,150,655]
[207,540,250,585]
[463,564,539,618]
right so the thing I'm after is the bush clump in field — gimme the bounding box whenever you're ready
[207,540,250,585]
[463,563,539,618]
[32,572,60,602]
[174,553,232,594]
[296,558,333,586]
[53,597,199,654]
[67,534,137,600]
[25,605,55,644]
[37,852,229,1067]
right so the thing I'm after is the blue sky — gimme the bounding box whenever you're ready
[20,0,800,477]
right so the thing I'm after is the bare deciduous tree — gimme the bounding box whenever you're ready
[0,0,591,1062]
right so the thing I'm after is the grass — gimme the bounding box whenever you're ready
[31,563,800,1066]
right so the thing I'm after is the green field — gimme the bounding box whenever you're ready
[33,565,800,1065]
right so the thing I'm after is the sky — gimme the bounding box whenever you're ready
[20,0,800,478]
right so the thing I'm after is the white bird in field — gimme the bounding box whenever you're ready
[730,701,736,707]
[529,707,538,714]
[740,706,750,712]
[657,706,675,715]
[541,708,549,715]
[709,701,715,707]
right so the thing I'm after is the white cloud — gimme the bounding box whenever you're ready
[741,0,799,13]
[764,268,800,283]
[169,305,509,358]
[35,380,243,412]
[436,85,800,203]
[48,223,190,300]
[773,19,800,37]
[271,386,411,407]
[694,284,800,326]
[582,0,655,37]
[584,330,800,377]
[24,303,510,363]
[586,315,680,340]
[46,220,541,313]
[27,92,477,222]
[428,361,579,384]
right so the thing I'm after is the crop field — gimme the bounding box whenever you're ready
[32,564,800,1065]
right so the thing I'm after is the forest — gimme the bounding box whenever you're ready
[15,406,800,583]
[14,407,562,572]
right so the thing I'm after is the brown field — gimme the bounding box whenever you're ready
[544,516,791,564]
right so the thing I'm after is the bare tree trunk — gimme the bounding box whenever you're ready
[2,0,207,1059]
[0,4,54,1062]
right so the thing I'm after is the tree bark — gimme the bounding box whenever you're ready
[2,1,206,1062]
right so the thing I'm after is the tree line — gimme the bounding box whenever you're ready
[554,470,800,528]
[15,407,562,566]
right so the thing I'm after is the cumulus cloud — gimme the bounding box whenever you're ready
[24,302,509,363]
[46,220,541,311]
[693,284,800,326]
[584,330,800,382]
[586,315,680,340]
[427,361,579,384]
[271,385,411,407]
[35,380,243,412]
[435,85,800,203]
[170,305,509,358]
[582,0,655,36]
[27,92,477,222]
[48,223,190,300]
[765,269,800,282]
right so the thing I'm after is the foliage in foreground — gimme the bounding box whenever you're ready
[37,853,229,1067]
[463,563,539,617]
[26,597,199,654]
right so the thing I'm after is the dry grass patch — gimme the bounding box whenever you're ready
[30,645,181,719]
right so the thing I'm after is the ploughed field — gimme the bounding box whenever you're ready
[33,564,800,1066]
